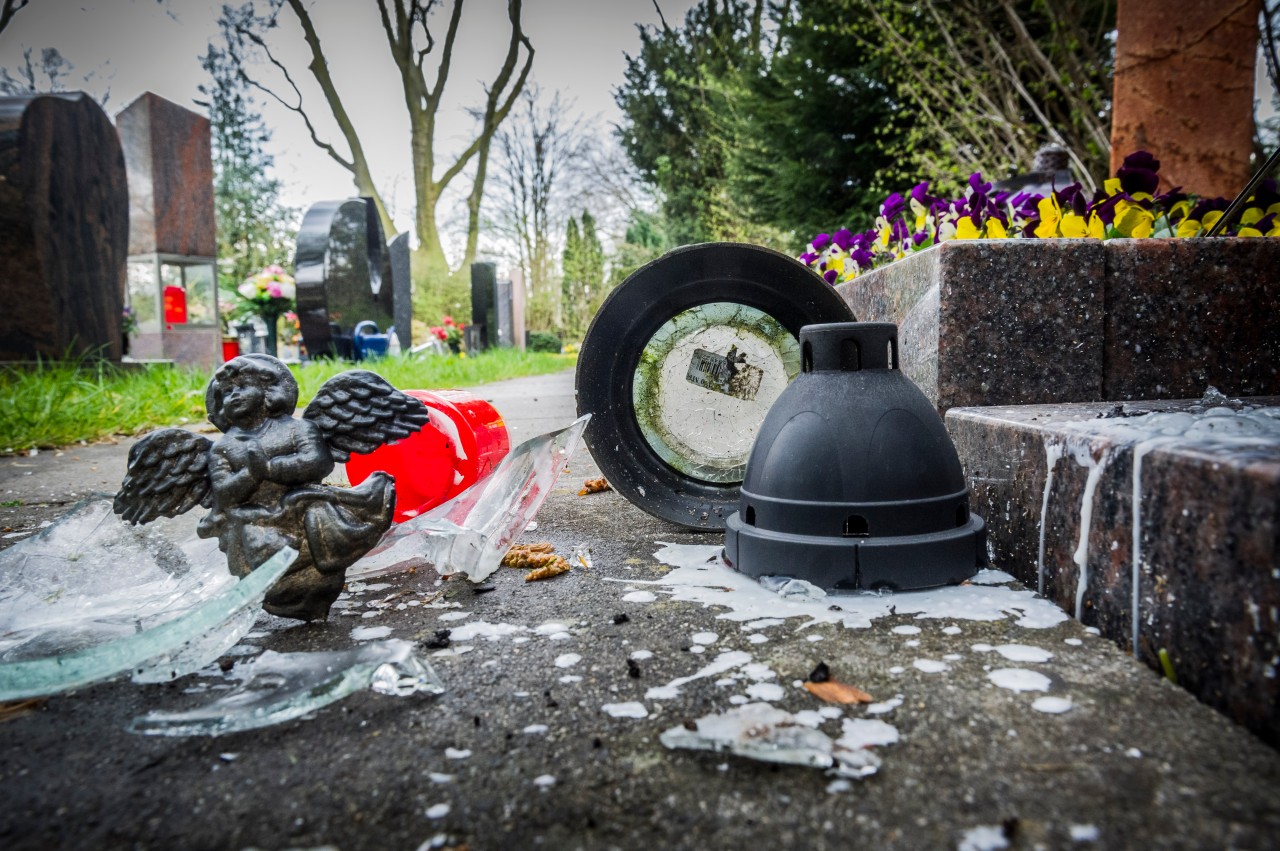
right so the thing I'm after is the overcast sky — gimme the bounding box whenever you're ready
[0,0,697,247]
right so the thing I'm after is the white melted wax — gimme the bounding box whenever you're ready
[613,543,1069,635]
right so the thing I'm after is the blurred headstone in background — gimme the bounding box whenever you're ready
[470,261,497,351]
[294,197,395,360]
[0,92,128,362]
[116,92,220,368]
[388,231,412,354]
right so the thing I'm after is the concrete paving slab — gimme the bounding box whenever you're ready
[2,368,1279,850]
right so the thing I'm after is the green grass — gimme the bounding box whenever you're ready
[0,349,575,453]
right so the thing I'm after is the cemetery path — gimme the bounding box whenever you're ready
[2,367,1280,850]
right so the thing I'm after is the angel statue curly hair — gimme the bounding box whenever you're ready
[205,354,300,432]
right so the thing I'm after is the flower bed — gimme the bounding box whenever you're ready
[803,152,1280,287]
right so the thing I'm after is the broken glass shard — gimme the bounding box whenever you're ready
[0,496,295,700]
[128,640,443,736]
[348,415,588,583]
[659,702,887,779]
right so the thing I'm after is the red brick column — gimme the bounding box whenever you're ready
[1110,0,1261,196]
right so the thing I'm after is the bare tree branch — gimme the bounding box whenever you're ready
[0,0,30,39]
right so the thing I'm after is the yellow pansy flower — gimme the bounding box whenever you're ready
[954,217,981,240]
[986,218,1007,239]
[1176,218,1202,238]
[1035,196,1061,238]
[1060,213,1089,238]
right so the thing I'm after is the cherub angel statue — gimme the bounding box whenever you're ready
[114,354,430,621]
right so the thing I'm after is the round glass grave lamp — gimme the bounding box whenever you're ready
[723,322,986,591]
[576,243,854,529]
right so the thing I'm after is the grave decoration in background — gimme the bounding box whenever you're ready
[231,265,295,358]
[576,243,854,529]
[117,92,220,367]
[347,390,510,522]
[0,92,128,363]
[723,322,985,590]
[113,354,430,622]
[294,197,396,360]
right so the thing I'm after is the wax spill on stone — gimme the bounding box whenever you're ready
[602,701,649,719]
[994,644,1053,663]
[523,724,548,734]
[629,650,654,661]
[533,774,556,788]
[350,625,393,641]
[892,625,922,635]
[1069,824,1100,842]
[1069,444,1112,620]
[913,659,949,673]
[437,611,472,622]
[444,748,471,759]
[1031,696,1073,714]
[425,803,450,819]
[645,649,754,700]
[746,682,785,702]
[624,543,1068,633]
[1038,441,1064,595]
[987,668,1051,693]
[622,590,657,603]
[866,696,904,715]
[958,824,1010,851]
[970,569,1016,585]
[554,653,581,669]
[691,631,719,645]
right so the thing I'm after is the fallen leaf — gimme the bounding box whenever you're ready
[578,477,610,496]
[804,680,874,704]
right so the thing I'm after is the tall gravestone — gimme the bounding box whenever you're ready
[494,279,514,348]
[0,92,128,362]
[116,93,219,367]
[470,262,497,351]
[294,197,394,359]
[388,231,412,352]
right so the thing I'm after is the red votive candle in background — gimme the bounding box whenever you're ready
[344,389,510,522]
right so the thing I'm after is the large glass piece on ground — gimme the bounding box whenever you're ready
[577,243,854,530]
[633,303,799,483]
[348,415,588,584]
[128,640,443,736]
[659,702,888,779]
[0,496,295,700]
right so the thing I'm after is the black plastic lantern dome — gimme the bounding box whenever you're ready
[723,322,986,591]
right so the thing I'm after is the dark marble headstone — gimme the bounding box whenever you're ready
[116,92,215,257]
[295,198,394,359]
[470,262,496,350]
[0,93,128,361]
[388,231,412,352]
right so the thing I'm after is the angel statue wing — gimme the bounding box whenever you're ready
[113,429,214,525]
[301,370,431,462]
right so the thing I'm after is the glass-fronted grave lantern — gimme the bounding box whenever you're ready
[125,253,221,367]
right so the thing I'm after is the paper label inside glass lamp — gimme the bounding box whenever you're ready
[685,346,764,401]
[633,303,799,484]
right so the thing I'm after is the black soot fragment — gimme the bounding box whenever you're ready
[808,661,831,683]
[423,629,452,650]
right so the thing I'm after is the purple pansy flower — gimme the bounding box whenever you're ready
[811,233,831,251]
[833,228,856,251]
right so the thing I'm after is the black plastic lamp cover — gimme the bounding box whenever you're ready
[724,322,986,591]
[576,243,854,529]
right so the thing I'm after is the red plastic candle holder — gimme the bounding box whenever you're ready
[345,389,510,522]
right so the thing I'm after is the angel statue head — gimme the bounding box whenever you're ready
[206,354,300,432]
